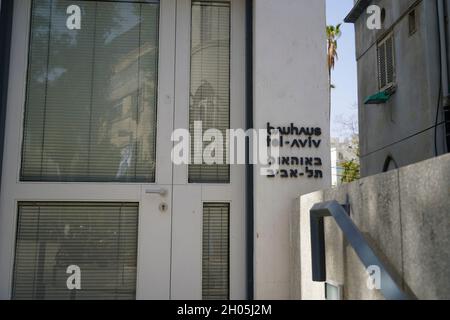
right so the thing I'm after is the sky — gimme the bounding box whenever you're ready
[326,0,358,139]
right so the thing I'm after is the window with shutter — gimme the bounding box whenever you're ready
[385,36,394,84]
[409,9,417,36]
[189,1,231,183]
[378,41,387,89]
[12,202,139,300]
[21,0,160,182]
[202,203,229,300]
[377,33,395,90]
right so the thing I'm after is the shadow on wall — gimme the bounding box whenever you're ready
[291,153,450,300]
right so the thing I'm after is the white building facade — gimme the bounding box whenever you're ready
[0,0,329,300]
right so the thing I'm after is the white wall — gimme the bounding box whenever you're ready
[253,0,330,299]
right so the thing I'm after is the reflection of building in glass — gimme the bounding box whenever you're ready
[189,2,230,183]
[101,29,158,180]
[20,1,159,182]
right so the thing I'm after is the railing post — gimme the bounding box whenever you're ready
[309,200,413,300]
[310,215,326,282]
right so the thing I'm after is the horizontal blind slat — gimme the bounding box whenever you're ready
[13,202,139,300]
[189,1,231,184]
[22,0,159,183]
[202,202,229,300]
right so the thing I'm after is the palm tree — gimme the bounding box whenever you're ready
[326,23,342,116]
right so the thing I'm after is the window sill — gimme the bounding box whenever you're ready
[364,84,396,105]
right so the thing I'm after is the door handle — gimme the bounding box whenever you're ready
[145,188,167,196]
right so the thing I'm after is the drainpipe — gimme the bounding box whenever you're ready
[437,0,450,152]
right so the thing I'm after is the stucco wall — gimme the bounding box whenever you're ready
[353,0,447,177]
[291,153,450,300]
[253,0,330,299]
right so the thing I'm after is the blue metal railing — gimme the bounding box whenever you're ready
[310,200,414,300]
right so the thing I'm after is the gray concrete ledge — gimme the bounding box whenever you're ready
[292,153,450,300]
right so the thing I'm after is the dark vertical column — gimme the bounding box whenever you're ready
[443,0,450,152]
[444,105,450,152]
[245,0,254,301]
[0,0,14,195]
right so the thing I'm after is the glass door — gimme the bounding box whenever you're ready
[0,0,246,300]
[170,0,246,299]
[0,0,176,299]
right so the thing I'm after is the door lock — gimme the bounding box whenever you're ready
[159,202,168,213]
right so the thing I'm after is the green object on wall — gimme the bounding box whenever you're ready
[364,90,393,104]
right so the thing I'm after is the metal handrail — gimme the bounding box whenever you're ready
[310,200,413,300]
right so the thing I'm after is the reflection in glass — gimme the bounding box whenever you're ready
[21,0,159,182]
[189,1,231,183]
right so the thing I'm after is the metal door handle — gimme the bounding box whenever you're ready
[145,188,167,196]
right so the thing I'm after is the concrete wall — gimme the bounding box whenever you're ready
[291,153,450,300]
[353,0,448,177]
[253,0,330,299]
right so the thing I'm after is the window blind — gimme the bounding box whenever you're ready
[378,41,387,89]
[21,0,159,182]
[12,202,139,300]
[377,34,395,90]
[189,1,231,183]
[385,36,395,85]
[202,203,229,300]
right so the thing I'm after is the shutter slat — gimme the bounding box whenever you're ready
[13,202,139,300]
[202,203,229,300]
[386,36,395,85]
[377,34,395,90]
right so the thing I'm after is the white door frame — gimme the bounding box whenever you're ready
[170,0,246,300]
[0,0,246,300]
[0,0,177,300]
